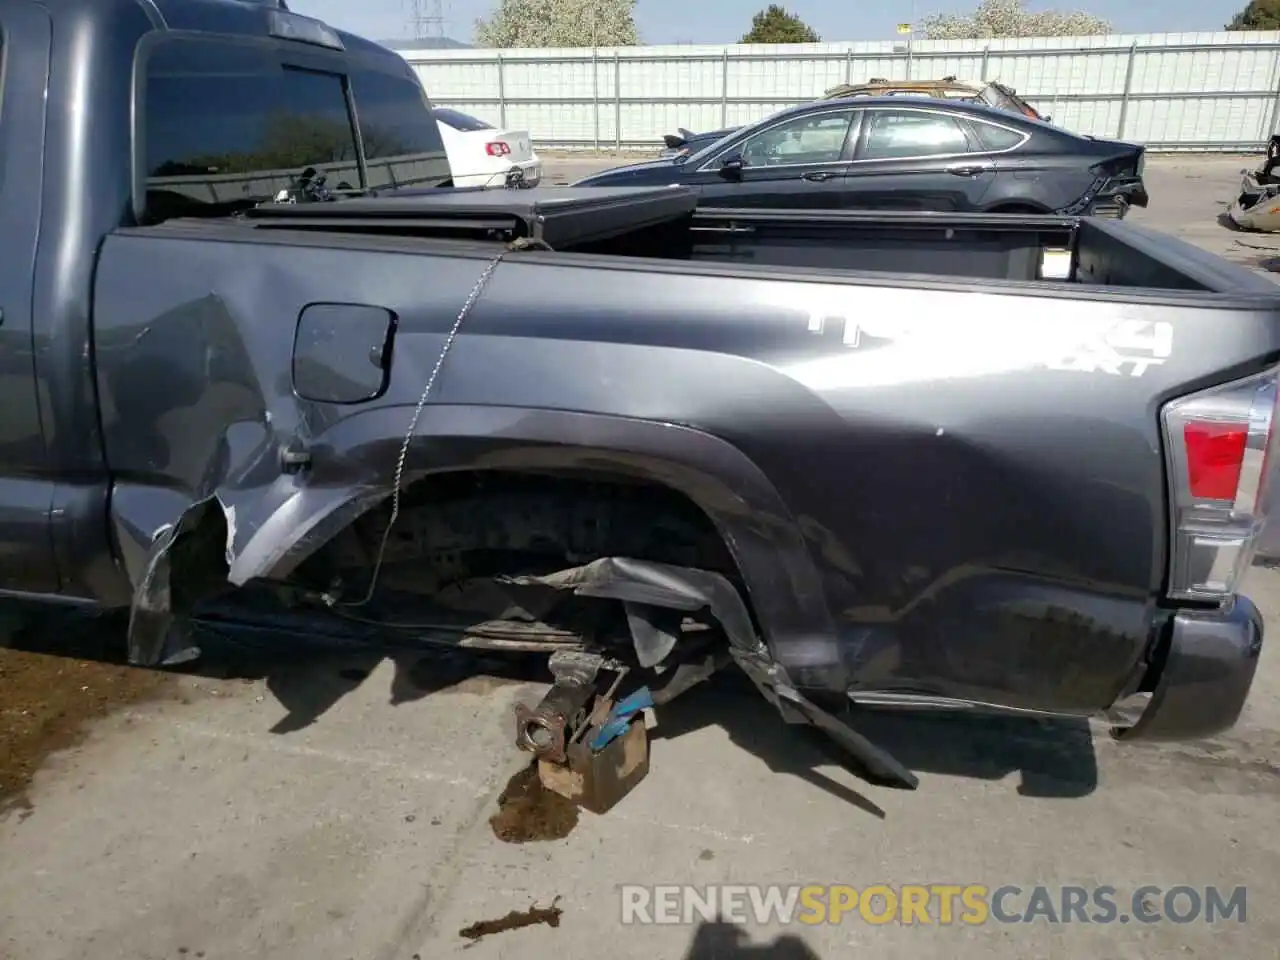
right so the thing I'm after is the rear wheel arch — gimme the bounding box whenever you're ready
[294,467,746,603]
[142,408,843,684]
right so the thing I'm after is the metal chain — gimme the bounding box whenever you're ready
[332,247,513,608]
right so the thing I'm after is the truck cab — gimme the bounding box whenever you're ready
[0,0,450,602]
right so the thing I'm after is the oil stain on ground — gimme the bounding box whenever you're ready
[489,760,579,843]
[458,896,563,940]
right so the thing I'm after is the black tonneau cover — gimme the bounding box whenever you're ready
[242,185,699,247]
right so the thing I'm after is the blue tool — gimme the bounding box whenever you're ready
[588,687,654,752]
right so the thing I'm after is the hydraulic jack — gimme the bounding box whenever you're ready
[511,647,728,814]
[513,650,649,815]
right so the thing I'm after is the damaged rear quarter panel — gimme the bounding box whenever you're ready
[91,227,840,679]
[93,223,1205,713]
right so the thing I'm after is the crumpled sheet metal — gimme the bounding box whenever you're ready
[501,556,919,789]
[500,556,763,657]
[123,480,390,666]
[1228,169,1280,232]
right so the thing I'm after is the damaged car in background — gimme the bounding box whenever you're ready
[584,98,1147,218]
[1228,135,1280,231]
[1,0,1276,813]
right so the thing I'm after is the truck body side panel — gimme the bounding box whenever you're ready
[0,0,58,593]
[92,228,1280,711]
[1,0,154,602]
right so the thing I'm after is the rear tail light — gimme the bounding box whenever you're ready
[485,141,511,156]
[1162,367,1280,600]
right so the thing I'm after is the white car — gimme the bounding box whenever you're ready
[433,107,541,189]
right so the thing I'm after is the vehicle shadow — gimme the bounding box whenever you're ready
[175,618,555,734]
[3,608,1098,809]
[681,920,822,959]
[647,670,1098,810]
[0,606,550,734]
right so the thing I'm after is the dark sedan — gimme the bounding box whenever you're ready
[576,98,1148,218]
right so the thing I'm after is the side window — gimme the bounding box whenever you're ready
[860,111,971,161]
[348,67,451,189]
[971,121,1026,152]
[736,111,854,167]
[143,38,360,217]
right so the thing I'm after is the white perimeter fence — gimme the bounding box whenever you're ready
[404,31,1280,153]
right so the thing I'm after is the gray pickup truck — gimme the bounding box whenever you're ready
[2,0,1277,791]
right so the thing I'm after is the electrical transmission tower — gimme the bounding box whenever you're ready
[405,0,445,39]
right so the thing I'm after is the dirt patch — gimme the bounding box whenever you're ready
[458,897,563,940]
[489,760,579,843]
[0,647,172,817]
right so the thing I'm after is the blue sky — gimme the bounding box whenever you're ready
[289,0,1249,45]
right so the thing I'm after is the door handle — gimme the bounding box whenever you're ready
[945,163,992,177]
[802,171,837,182]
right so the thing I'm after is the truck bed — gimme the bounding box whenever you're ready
[237,184,1280,295]
[94,176,1280,741]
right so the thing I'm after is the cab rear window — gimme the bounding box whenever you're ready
[143,38,360,216]
[348,68,451,189]
[141,36,451,218]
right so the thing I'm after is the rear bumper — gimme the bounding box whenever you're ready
[1112,596,1263,742]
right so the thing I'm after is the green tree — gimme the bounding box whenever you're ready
[474,0,638,47]
[741,5,820,43]
[920,0,1108,38]
[1226,0,1280,29]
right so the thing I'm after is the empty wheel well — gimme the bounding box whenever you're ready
[293,471,747,611]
